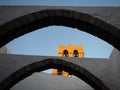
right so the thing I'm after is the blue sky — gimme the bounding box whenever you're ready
[0,0,120,6]
[1,0,118,58]
[7,26,113,58]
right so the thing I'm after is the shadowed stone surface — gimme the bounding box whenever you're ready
[0,6,120,50]
[11,72,94,90]
[0,54,109,90]
[0,6,120,28]
[0,6,120,90]
[0,48,120,90]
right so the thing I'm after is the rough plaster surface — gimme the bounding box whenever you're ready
[0,48,120,89]
[0,6,120,29]
[0,6,120,50]
[0,6,120,90]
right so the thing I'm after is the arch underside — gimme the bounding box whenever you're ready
[0,9,119,50]
[0,59,109,90]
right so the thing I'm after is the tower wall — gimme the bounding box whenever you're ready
[52,45,84,76]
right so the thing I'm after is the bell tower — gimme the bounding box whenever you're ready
[52,45,84,76]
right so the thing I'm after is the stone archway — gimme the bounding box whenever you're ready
[0,59,109,90]
[0,9,119,50]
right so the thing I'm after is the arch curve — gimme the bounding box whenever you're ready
[0,58,109,90]
[0,9,119,50]
[63,49,69,57]
[73,50,79,57]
